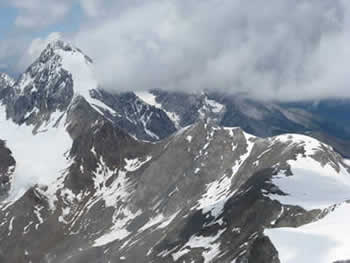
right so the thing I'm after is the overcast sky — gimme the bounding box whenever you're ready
[1,0,350,101]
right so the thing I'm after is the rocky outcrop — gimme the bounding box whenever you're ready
[0,140,15,198]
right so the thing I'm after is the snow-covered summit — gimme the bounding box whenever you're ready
[39,39,93,64]
[16,39,93,93]
[2,39,108,128]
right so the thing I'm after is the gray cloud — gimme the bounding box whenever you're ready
[69,0,350,101]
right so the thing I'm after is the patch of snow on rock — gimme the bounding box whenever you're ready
[172,229,225,263]
[124,156,152,172]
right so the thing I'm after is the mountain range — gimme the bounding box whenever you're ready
[0,40,350,263]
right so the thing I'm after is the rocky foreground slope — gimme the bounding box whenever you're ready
[0,40,350,263]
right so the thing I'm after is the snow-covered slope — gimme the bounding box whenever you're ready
[267,134,350,209]
[0,41,100,201]
[0,104,71,201]
[266,203,350,263]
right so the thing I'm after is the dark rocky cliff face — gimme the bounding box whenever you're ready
[0,140,15,199]
[90,89,177,141]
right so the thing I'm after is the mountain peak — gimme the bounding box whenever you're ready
[46,39,75,52]
[4,38,103,128]
[38,39,93,65]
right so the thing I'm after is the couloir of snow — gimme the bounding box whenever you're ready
[265,202,350,263]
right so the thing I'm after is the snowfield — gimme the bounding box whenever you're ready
[265,134,350,210]
[268,157,350,210]
[0,105,71,202]
[265,203,350,263]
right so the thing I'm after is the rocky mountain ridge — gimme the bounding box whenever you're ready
[0,40,350,262]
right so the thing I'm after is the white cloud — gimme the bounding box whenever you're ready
[18,32,63,70]
[27,32,62,59]
[10,0,75,28]
[79,0,150,19]
[79,0,103,17]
